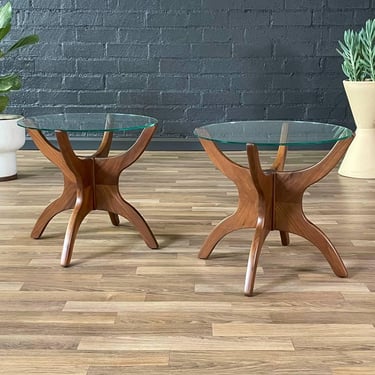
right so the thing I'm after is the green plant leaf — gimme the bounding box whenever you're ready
[5,34,39,54]
[0,2,11,29]
[0,2,39,112]
[359,19,375,80]
[0,24,10,42]
[0,95,9,112]
[0,74,22,93]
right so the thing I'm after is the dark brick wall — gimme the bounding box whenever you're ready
[4,0,375,140]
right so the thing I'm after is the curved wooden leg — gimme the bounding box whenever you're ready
[245,144,274,296]
[108,212,120,226]
[279,231,290,246]
[96,185,158,249]
[199,212,250,259]
[198,139,259,258]
[55,131,95,266]
[244,226,270,296]
[31,178,76,238]
[274,137,354,279]
[94,126,158,246]
[284,212,347,277]
[60,192,92,266]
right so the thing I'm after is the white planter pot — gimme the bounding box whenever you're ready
[338,80,375,179]
[0,115,25,181]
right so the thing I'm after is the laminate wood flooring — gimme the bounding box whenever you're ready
[0,149,374,374]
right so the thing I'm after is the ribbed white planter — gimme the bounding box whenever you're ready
[338,80,375,179]
[0,115,25,181]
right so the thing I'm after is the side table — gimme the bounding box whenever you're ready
[194,120,354,296]
[18,113,158,267]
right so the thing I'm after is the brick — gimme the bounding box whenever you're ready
[35,59,75,73]
[77,28,117,43]
[120,28,161,43]
[272,11,312,26]
[202,0,243,9]
[161,28,202,43]
[107,44,148,58]
[77,60,118,74]
[148,76,188,90]
[285,0,325,9]
[119,59,159,73]
[147,12,188,27]
[119,92,160,106]
[191,43,232,58]
[202,92,240,105]
[161,92,201,105]
[64,75,104,90]
[161,0,201,9]
[149,44,191,58]
[242,92,281,105]
[226,106,266,121]
[117,0,160,10]
[160,59,201,73]
[190,75,230,90]
[244,0,284,10]
[187,107,225,121]
[203,28,244,43]
[283,90,321,104]
[38,90,78,105]
[189,11,228,26]
[229,10,270,27]
[79,91,117,105]
[63,43,105,58]
[24,75,62,89]
[106,75,147,90]
[103,12,145,27]
[233,42,272,58]
[327,0,370,9]
[61,12,102,26]
[267,105,306,120]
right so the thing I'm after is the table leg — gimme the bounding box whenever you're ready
[198,139,289,259]
[197,139,258,259]
[244,136,353,296]
[198,135,353,296]
[28,126,157,267]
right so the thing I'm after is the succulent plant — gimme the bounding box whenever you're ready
[337,19,375,81]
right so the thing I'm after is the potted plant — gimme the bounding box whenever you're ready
[336,18,375,178]
[0,1,38,181]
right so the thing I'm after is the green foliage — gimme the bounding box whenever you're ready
[0,2,39,113]
[337,19,375,81]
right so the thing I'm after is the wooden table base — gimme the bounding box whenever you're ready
[198,136,354,296]
[28,127,158,267]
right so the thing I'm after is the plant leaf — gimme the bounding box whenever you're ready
[0,24,10,41]
[0,95,9,112]
[0,2,11,29]
[5,34,39,55]
[0,74,22,93]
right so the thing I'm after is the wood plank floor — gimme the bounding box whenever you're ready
[0,149,374,374]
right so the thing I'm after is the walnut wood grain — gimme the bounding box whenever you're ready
[199,135,354,296]
[27,126,158,267]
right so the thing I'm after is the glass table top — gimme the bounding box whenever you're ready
[194,121,353,146]
[17,113,158,133]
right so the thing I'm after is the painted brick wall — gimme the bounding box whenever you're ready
[5,0,375,139]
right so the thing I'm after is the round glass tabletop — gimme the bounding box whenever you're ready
[17,113,158,133]
[194,121,353,146]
